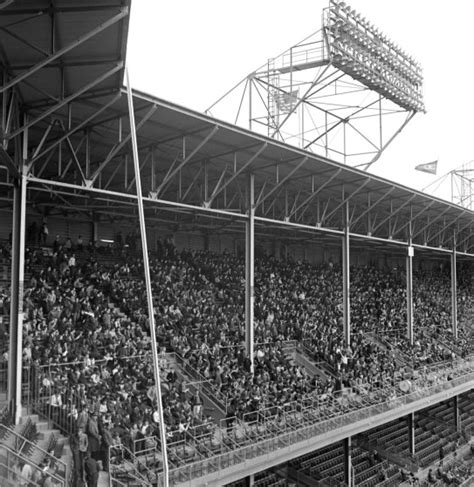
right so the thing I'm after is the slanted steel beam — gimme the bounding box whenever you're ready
[204,143,267,206]
[289,169,342,220]
[350,186,395,229]
[181,166,203,202]
[125,68,169,487]
[394,201,436,237]
[7,63,124,140]
[0,7,128,94]
[90,103,157,185]
[103,157,125,190]
[427,212,468,246]
[29,93,121,165]
[255,156,308,210]
[156,126,218,197]
[412,206,453,240]
[126,151,151,191]
[323,179,370,224]
[0,145,19,178]
[371,194,417,234]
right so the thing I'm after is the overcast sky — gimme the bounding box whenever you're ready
[126,1,474,202]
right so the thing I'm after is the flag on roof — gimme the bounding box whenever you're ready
[415,160,438,174]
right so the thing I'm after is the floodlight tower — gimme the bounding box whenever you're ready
[207,0,425,170]
[451,161,474,210]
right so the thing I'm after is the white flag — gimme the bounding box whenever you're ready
[415,160,437,174]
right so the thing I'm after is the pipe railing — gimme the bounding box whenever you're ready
[155,361,474,484]
[0,422,68,481]
[108,443,153,487]
[0,443,66,487]
[174,353,228,414]
[112,359,474,484]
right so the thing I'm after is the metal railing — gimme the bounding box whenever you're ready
[0,422,68,482]
[155,358,474,484]
[108,444,153,487]
[0,443,66,487]
[174,353,228,414]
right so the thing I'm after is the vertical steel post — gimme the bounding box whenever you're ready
[125,68,169,487]
[408,413,415,455]
[453,396,460,432]
[343,437,352,487]
[407,217,414,346]
[406,243,414,346]
[245,173,255,374]
[342,201,350,346]
[451,234,458,339]
[248,77,253,131]
[8,165,27,424]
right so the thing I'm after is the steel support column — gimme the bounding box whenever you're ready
[125,68,169,487]
[245,173,255,374]
[343,437,352,487]
[453,396,461,432]
[406,242,414,346]
[408,413,415,455]
[342,201,350,346]
[8,168,27,424]
[451,238,458,339]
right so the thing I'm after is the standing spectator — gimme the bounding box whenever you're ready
[40,222,49,244]
[84,453,99,487]
[76,235,84,251]
[20,461,33,487]
[87,413,101,461]
[53,234,61,252]
[78,426,89,480]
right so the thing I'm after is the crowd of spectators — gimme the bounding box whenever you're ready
[0,233,472,482]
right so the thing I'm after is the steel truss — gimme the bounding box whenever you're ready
[206,1,423,170]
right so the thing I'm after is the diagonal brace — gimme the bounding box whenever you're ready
[30,92,121,164]
[205,143,267,206]
[323,179,370,223]
[372,194,417,234]
[412,206,457,240]
[156,126,218,197]
[350,186,395,228]
[90,104,157,184]
[0,145,19,178]
[255,156,308,210]
[8,63,124,140]
[394,201,436,238]
[0,7,129,94]
[289,168,342,220]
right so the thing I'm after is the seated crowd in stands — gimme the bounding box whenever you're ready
[0,234,472,473]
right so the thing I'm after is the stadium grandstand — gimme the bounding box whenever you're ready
[0,1,473,487]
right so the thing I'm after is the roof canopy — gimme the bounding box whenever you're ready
[0,1,472,258]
